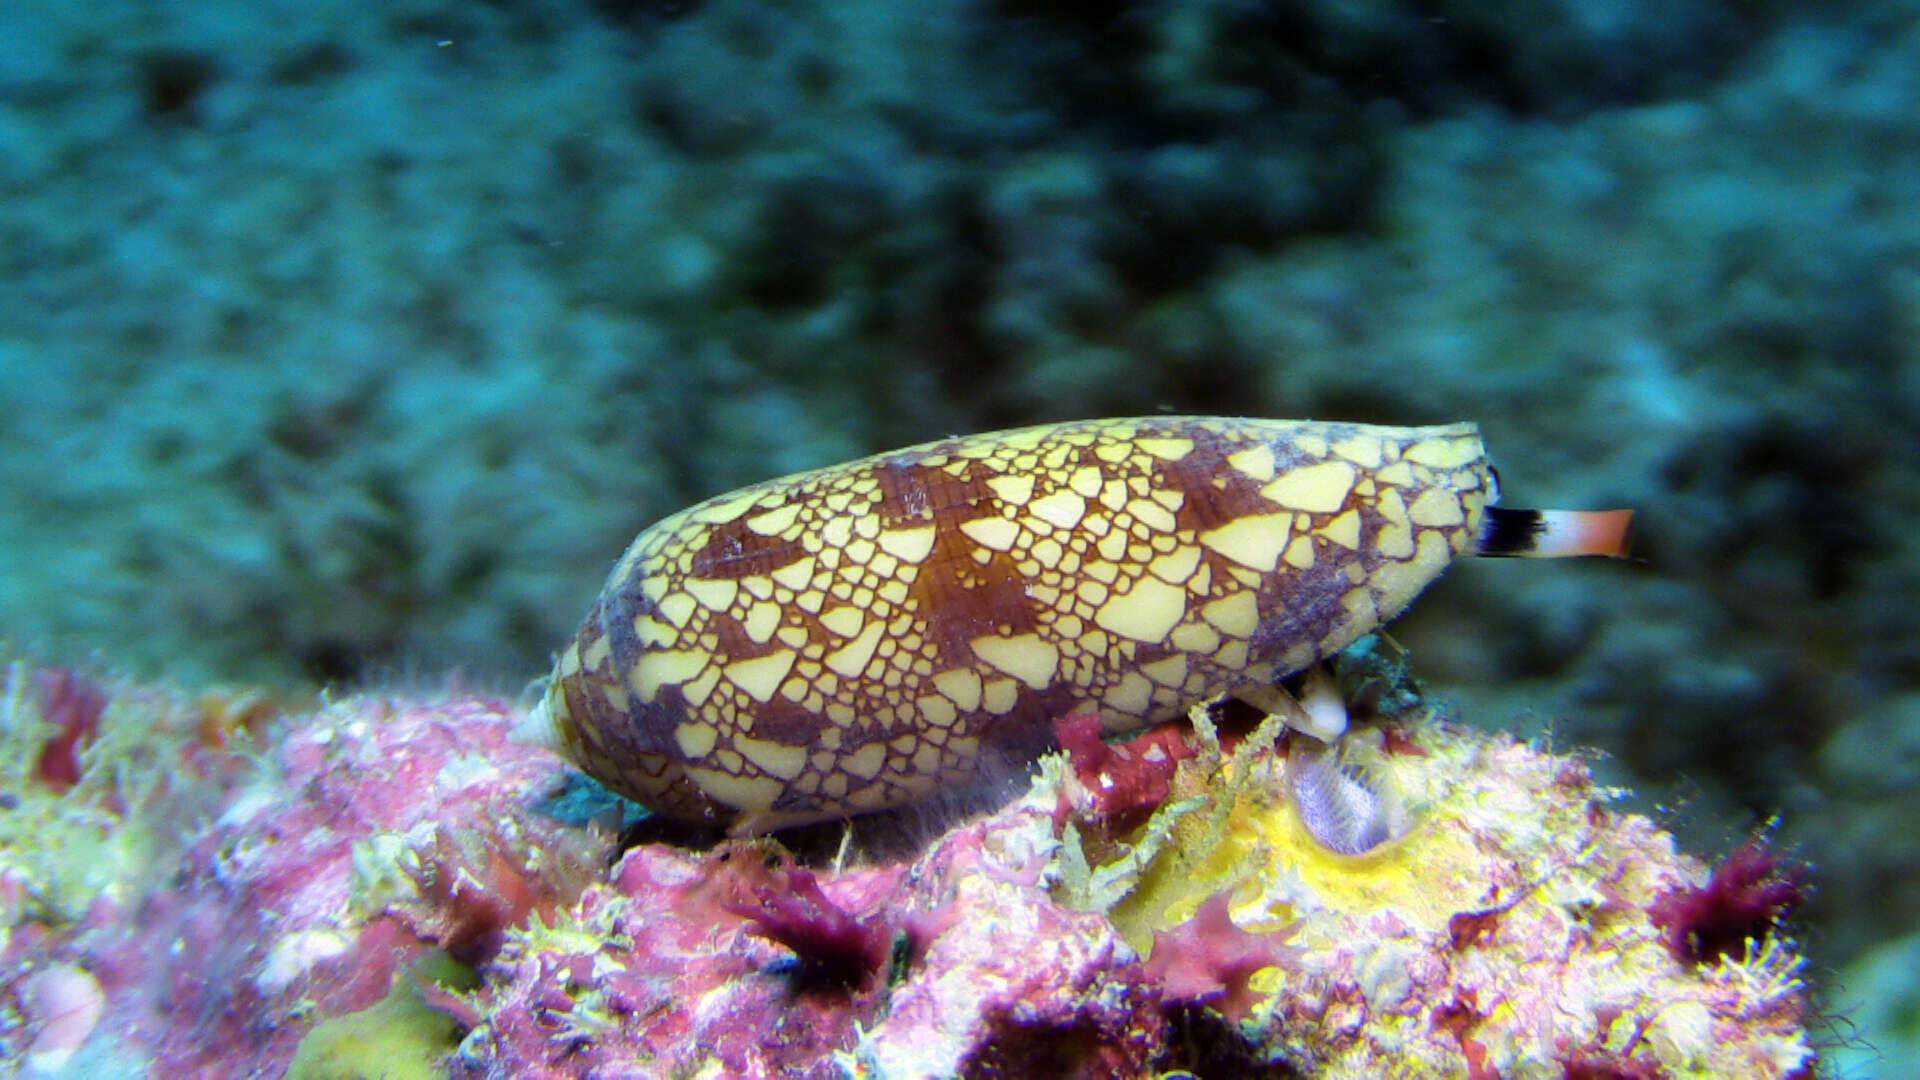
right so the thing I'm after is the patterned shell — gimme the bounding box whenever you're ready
[528,416,1495,831]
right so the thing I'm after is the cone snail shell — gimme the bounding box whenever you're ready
[523,416,1628,833]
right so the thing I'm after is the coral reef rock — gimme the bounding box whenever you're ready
[0,661,1814,1078]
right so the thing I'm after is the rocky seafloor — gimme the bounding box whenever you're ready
[0,649,1816,1077]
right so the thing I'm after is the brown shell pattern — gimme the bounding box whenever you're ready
[535,416,1494,830]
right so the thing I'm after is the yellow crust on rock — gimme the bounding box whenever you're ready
[537,417,1493,829]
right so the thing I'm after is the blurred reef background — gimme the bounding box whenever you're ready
[1,0,1917,1073]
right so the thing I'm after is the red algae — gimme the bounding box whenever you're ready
[1650,832,1807,965]
[30,668,108,792]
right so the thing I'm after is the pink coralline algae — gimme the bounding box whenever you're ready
[1,677,605,1080]
[1144,890,1302,1024]
[0,657,1817,1078]
[462,809,1164,1080]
